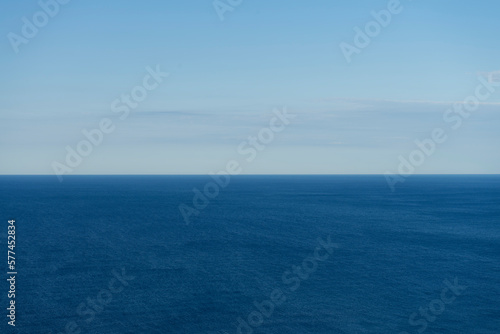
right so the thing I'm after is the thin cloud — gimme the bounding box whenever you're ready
[323,97,500,106]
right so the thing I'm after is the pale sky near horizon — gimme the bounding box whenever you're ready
[1,0,499,175]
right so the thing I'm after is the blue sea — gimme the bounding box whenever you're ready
[0,175,499,333]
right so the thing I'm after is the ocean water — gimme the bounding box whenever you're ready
[0,175,499,334]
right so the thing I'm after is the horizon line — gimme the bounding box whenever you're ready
[1,174,500,176]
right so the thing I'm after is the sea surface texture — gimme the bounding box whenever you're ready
[0,175,499,333]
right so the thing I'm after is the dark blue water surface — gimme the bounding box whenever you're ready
[0,175,499,334]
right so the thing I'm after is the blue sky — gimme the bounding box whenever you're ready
[1,0,499,175]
